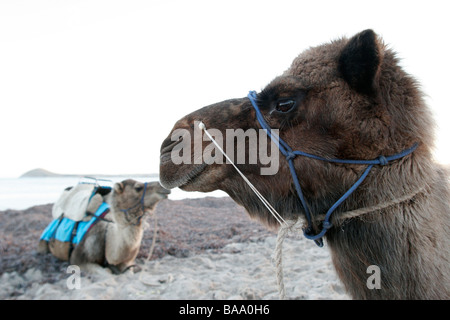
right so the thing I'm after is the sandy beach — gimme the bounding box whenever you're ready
[0,197,348,300]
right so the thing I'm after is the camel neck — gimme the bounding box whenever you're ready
[324,185,430,299]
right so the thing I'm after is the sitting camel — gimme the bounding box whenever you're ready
[39,179,170,274]
[159,30,449,299]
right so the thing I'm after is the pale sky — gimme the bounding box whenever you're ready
[0,0,449,178]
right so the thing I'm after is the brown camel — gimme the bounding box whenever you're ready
[40,180,170,274]
[159,30,450,299]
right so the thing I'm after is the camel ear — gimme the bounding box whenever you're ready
[114,182,124,194]
[338,29,382,95]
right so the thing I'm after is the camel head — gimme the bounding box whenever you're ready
[159,30,432,228]
[111,179,170,225]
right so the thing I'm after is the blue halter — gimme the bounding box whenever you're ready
[120,182,148,225]
[247,90,418,247]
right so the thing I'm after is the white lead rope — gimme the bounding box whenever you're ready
[198,121,292,299]
[198,121,288,226]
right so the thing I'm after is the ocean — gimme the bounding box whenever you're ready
[0,176,227,211]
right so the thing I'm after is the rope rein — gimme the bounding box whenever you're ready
[317,186,426,223]
[275,186,425,299]
[138,210,159,281]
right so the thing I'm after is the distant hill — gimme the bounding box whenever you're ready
[20,168,63,178]
[19,168,158,179]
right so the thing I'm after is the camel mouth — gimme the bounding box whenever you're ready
[159,130,210,189]
[156,188,171,199]
[158,188,171,195]
[159,162,208,189]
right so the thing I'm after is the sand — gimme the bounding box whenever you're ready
[0,197,348,300]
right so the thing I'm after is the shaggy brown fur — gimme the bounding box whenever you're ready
[159,30,450,299]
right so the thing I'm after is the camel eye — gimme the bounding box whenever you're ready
[134,186,144,193]
[276,100,296,113]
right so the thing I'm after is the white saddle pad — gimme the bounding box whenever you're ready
[52,184,96,221]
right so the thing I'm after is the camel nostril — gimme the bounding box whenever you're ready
[160,136,183,154]
[160,135,185,165]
